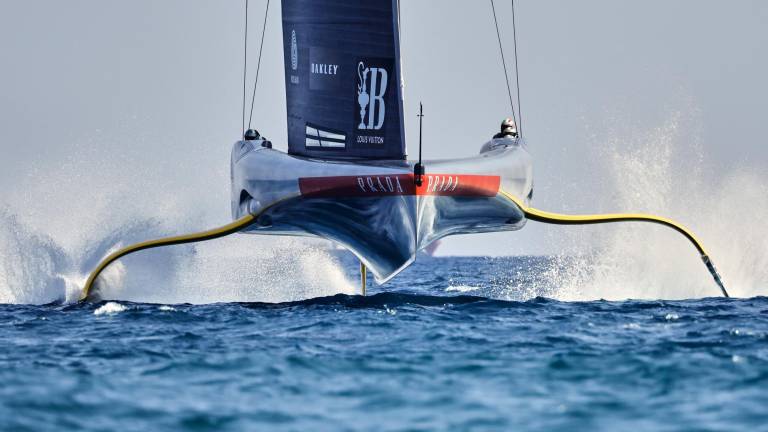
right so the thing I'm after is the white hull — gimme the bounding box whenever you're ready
[230,139,533,283]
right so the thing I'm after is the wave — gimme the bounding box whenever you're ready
[58,291,756,315]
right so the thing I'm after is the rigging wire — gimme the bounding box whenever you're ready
[490,0,518,130]
[241,0,249,138]
[247,0,271,130]
[511,0,523,138]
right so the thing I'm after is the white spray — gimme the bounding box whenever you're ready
[532,110,768,300]
[0,129,354,305]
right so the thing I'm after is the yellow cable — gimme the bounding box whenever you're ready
[80,214,258,302]
[499,190,729,298]
[80,195,302,302]
[80,189,729,301]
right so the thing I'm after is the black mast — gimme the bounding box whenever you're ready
[414,102,425,186]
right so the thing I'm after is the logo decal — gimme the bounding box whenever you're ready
[311,63,339,75]
[357,61,388,131]
[290,30,298,71]
[309,48,342,91]
[298,174,502,198]
[305,123,346,149]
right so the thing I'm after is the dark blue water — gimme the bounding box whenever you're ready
[2,257,767,431]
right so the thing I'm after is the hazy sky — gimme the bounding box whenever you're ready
[1,1,766,256]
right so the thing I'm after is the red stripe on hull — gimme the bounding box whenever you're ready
[299,174,500,198]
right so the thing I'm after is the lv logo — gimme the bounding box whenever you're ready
[357,61,388,130]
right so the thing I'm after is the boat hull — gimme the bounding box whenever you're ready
[231,140,533,283]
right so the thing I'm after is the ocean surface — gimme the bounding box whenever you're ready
[1,255,766,431]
